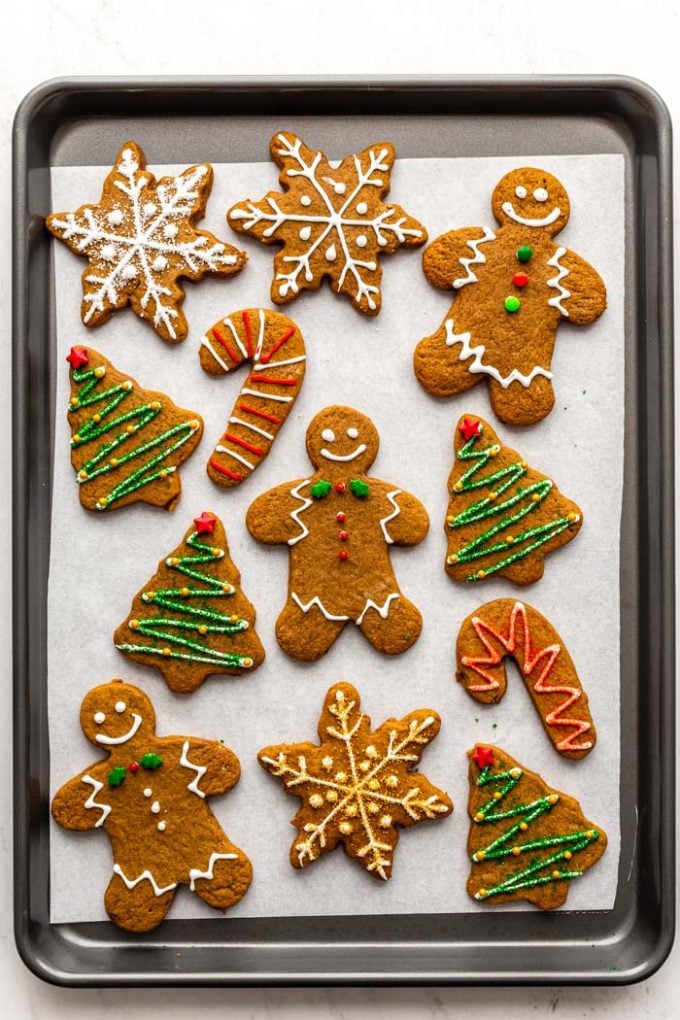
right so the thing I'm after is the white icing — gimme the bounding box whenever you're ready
[189,851,239,891]
[163,223,178,239]
[93,711,105,725]
[180,739,207,798]
[101,243,116,261]
[292,592,349,621]
[533,187,549,202]
[82,774,111,827]
[151,801,161,814]
[95,713,142,745]
[143,787,152,797]
[288,480,313,546]
[300,195,312,207]
[200,336,230,373]
[254,307,266,359]
[224,316,249,359]
[214,444,254,470]
[325,244,337,262]
[452,227,496,289]
[157,821,166,831]
[515,185,527,199]
[321,428,335,442]
[240,388,293,403]
[252,354,306,370]
[229,416,274,441]
[114,700,126,714]
[320,444,366,462]
[355,234,368,248]
[346,427,359,439]
[379,490,402,544]
[49,147,237,340]
[113,862,176,897]
[546,246,571,317]
[444,318,553,389]
[356,593,400,625]
[501,202,561,227]
[299,225,312,241]
[356,201,368,214]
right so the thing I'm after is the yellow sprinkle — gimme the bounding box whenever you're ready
[129,619,139,630]
[548,794,559,805]
[478,888,488,898]
[162,648,171,656]
[454,481,463,492]
[493,791,502,800]
[505,535,514,544]
[447,554,459,564]
[473,851,485,862]
[78,469,88,480]
[159,469,167,478]
[568,512,579,523]
[213,548,221,557]
[476,569,486,579]
[69,397,79,407]
[198,625,207,635]
[474,811,484,822]
[92,413,101,423]
[243,657,253,668]
[121,379,132,389]
[181,587,190,596]
[230,614,239,623]
[145,591,155,601]
[489,491,498,500]
[510,768,522,779]
[587,829,597,838]
[94,366,105,378]
[368,779,380,791]
[110,458,118,467]
[531,492,541,502]
[564,851,572,860]
[73,434,81,443]
[339,821,353,835]
[95,500,105,509]
[512,846,522,856]
[519,822,528,831]
[188,419,200,429]
[222,583,233,592]
[170,558,179,566]
[489,445,500,457]
[150,400,161,410]
[447,515,455,526]
[552,870,562,879]
[325,790,338,803]
[519,460,527,468]
[126,424,135,434]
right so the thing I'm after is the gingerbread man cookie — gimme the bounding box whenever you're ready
[51,681,253,932]
[246,406,429,660]
[414,168,606,426]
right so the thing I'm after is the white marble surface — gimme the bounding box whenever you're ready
[1,0,678,1015]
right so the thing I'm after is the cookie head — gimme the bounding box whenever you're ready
[492,168,570,235]
[306,406,379,473]
[80,681,156,747]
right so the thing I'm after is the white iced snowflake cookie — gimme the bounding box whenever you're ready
[227,131,427,316]
[47,141,247,343]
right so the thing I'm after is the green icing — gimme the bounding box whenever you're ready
[311,480,332,499]
[140,753,163,770]
[107,767,127,787]
[349,478,370,498]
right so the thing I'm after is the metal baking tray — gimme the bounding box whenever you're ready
[13,75,674,986]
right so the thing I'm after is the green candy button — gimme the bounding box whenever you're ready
[505,295,521,313]
[516,245,533,262]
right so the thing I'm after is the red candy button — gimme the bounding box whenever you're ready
[512,272,529,288]
[334,482,346,493]
[336,511,346,523]
[339,530,349,541]
[129,762,140,773]
[339,550,349,561]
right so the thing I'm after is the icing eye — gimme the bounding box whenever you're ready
[347,427,359,439]
[321,428,335,443]
[533,187,549,202]
[114,701,126,714]
[93,711,106,725]
[515,186,527,199]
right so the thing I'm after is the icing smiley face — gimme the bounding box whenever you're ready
[306,406,379,473]
[492,168,570,235]
[80,681,156,747]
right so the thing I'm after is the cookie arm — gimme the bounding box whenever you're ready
[176,738,241,797]
[374,483,430,546]
[552,248,606,325]
[52,770,109,831]
[422,227,490,290]
[246,480,309,545]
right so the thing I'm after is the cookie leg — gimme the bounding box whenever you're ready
[104,873,176,932]
[488,376,555,427]
[414,319,485,398]
[191,848,253,911]
[276,598,346,661]
[358,595,423,654]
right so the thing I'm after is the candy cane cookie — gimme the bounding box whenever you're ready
[198,308,306,488]
[456,599,596,759]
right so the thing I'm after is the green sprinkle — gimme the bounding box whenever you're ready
[140,753,163,770]
[311,480,332,499]
[350,478,370,498]
[107,767,127,787]
[516,245,533,262]
[504,295,521,313]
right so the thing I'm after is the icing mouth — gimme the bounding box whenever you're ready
[320,444,367,462]
[501,202,561,228]
[96,712,143,745]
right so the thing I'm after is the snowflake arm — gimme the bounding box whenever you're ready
[258,683,452,880]
[228,131,427,316]
[47,140,247,342]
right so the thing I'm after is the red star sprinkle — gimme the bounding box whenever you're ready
[472,746,495,769]
[193,512,216,534]
[459,417,482,442]
[66,345,89,369]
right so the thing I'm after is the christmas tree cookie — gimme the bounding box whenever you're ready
[246,405,430,661]
[228,131,427,315]
[115,511,264,693]
[259,682,452,880]
[414,167,606,426]
[47,141,246,342]
[51,680,253,932]
[457,600,596,759]
[66,345,203,512]
[466,744,607,909]
[445,415,582,584]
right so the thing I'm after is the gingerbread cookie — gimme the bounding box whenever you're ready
[51,681,253,932]
[466,744,606,909]
[457,600,595,759]
[259,682,452,880]
[246,406,429,660]
[199,307,306,487]
[114,511,265,693]
[414,167,606,426]
[66,345,203,512]
[228,131,427,315]
[47,141,246,342]
[445,415,582,584]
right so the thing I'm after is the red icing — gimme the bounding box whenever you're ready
[238,402,282,425]
[129,761,140,774]
[66,345,89,369]
[338,550,349,561]
[336,512,346,523]
[459,417,482,441]
[248,375,298,386]
[259,325,295,365]
[211,327,239,363]
[209,458,242,482]
[242,309,254,358]
[339,530,349,541]
[193,512,216,534]
[512,272,529,288]
[334,482,346,494]
[224,432,265,457]
[472,746,495,769]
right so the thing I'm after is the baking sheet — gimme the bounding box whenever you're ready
[48,152,624,923]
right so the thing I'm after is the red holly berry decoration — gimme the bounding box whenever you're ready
[472,745,495,769]
[512,272,529,288]
[129,761,140,774]
[66,345,89,369]
[459,417,482,442]
[193,511,216,535]
[339,550,349,561]
[336,512,346,523]
[334,481,346,494]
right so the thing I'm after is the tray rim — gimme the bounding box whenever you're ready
[12,73,675,987]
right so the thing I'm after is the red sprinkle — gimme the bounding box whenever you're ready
[129,762,140,773]
[339,550,349,561]
[336,511,346,523]
[339,530,349,541]
[512,272,529,288]
[334,482,346,493]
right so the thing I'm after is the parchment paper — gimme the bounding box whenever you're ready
[48,152,624,922]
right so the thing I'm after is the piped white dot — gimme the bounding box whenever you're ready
[163,223,179,239]
[533,187,549,202]
[157,821,166,832]
[325,244,337,262]
[114,700,126,714]
[355,234,368,248]
[122,265,137,281]
[515,185,527,199]
[101,243,116,261]
[152,255,168,272]
[334,182,346,195]
[299,225,312,241]
[143,202,157,217]
[151,801,160,814]
[300,195,312,207]
[321,428,335,443]
[356,201,368,214]
[93,712,105,725]
[143,788,152,798]
[347,427,359,439]
[107,210,124,226]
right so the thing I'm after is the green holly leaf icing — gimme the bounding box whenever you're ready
[311,480,332,499]
[140,753,163,770]
[350,478,369,498]
[107,766,127,787]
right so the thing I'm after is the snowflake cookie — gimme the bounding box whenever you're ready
[51,680,253,931]
[47,141,246,342]
[259,682,453,880]
[227,131,427,315]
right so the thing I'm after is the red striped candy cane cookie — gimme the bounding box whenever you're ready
[199,308,306,488]
[456,599,596,759]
